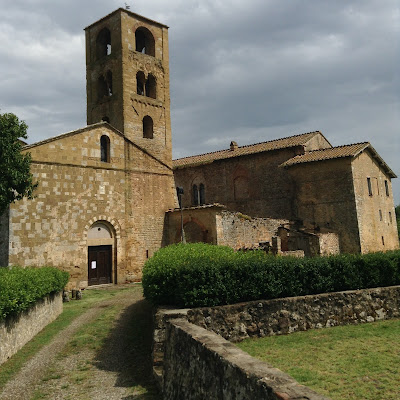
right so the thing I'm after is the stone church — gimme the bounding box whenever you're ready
[0,9,398,288]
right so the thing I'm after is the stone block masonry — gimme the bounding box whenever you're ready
[0,291,63,365]
[154,285,400,398]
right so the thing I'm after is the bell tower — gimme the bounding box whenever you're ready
[85,9,172,165]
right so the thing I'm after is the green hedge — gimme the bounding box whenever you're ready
[0,266,69,321]
[142,243,400,307]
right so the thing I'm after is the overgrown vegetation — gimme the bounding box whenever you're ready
[237,318,400,400]
[396,204,400,238]
[0,266,69,320]
[142,243,400,307]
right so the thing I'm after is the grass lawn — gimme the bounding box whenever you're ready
[237,319,400,400]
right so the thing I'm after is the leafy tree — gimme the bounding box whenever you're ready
[396,205,400,238]
[0,113,38,214]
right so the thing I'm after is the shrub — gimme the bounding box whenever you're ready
[142,243,400,308]
[0,266,69,321]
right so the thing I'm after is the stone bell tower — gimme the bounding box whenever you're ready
[85,8,172,165]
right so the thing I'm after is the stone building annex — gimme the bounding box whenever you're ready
[0,8,398,288]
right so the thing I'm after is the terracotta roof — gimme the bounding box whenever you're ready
[281,142,397,178]
[173,131,323,168]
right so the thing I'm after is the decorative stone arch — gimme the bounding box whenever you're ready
[135,26,155,56]
[176,217,210,244]
[83,217,121,286]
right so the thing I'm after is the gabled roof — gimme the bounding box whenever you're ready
[281,142,397,178]
[173,131,324,169]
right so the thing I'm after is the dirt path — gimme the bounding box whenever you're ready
[0,286,160,400]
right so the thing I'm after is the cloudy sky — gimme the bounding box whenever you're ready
[1,0,399,203]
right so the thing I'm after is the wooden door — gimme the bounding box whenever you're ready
[88,245,112,286]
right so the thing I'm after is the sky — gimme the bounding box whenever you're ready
[0,0,399,203]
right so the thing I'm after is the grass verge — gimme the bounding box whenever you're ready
[0,286,130,391]
[237,319,400,400]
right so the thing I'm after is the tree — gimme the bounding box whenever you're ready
[0,113,38,214]
[396,205,400,239]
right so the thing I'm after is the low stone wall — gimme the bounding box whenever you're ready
[187,286,400,342]
[163,318,328,400]
[154,285,400,398]
[0,291,63,365]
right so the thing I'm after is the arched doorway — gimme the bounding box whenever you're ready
[87,221,116,285]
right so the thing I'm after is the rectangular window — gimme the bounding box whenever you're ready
[379,209,382,221]
[389,212,392,224]
[385,180,389,197]
[382,236,385,246]
[367,177,373,196]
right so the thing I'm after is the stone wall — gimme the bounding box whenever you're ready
[0,291,63,365]
[154,286,400,398]
[163,318,328,400]
[0,208,9,266]
[187,286,400,342]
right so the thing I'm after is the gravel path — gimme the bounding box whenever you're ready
[0,286,160,400]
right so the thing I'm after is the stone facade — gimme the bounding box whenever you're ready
[0,8,398,288]
[0,291,63,365]
[174,136,398,254]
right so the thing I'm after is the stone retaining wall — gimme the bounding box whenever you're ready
[163,318,328,400]
[187,285,400,342]
[154,285,400,398]
[0,291,63,365]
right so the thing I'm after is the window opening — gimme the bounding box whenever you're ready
[100,135,110,162]
[193,185,199,206]
[136,71,145,95]
[135,27,155,56]
[143,116,153,139]
[367,177,373,196]
[385,180,389,197]
[199,183,205,205]
[96,28,111,60]
[382,236,385,246]
[106,71,113,96]
[379,209,382,221]
[145,74,157,99]
[389,212,392,224]
[102,116,110,123]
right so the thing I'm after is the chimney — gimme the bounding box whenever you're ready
[230,141,238,151]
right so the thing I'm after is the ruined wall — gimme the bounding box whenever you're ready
[351,151,399,253]
[0,208,9,266]
[286,158,361,254]
[0,292,63,365]
[8,125,175,287]
[174,148,301,220]
[216,211,289,249]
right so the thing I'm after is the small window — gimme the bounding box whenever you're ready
[385,180,389,197]
[135,27,155,56]
[145,74,157,99]
[367,177,373,196]
[102,116,110,123]
[379,209,382,221]
[96,28,111,60]
[100,135,110,162]
[382,236,385,246]
[143,116,153,139]
[193,184,198,206]
[199,183,205,205]
[136,71,145,95]
[97,71,113,99]
[389,212,392,224]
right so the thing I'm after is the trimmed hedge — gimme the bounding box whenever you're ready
[0,266,69,321]
[142,243,400,307]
